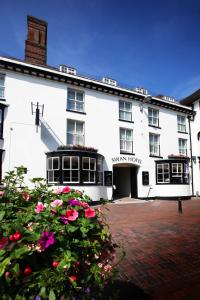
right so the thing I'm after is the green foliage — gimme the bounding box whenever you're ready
[0,167,118,299]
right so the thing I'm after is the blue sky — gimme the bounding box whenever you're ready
[1,0,200,100]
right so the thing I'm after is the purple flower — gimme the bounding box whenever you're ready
[69,199,80,206]
[85,287,91,294]
[60,216,69,224]
[38,231,55,249]
[35,296,41,300]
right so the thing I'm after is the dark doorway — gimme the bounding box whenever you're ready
[113,165,138,199]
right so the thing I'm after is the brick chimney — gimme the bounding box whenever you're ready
[25,16,48,65]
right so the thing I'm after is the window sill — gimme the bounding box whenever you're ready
[119,119,134,124]
[178,131,188,134]
[148,124,161,129]
[156,182,189,185]
[66,109,86,115]
[120,152,135,156]
[149,154,163,158]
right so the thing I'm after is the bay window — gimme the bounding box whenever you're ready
[156,160,189,184]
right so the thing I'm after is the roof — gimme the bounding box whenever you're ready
[0,55,193,115]
[180,89,200,106]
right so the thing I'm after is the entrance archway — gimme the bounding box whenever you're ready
[113,163,139,199]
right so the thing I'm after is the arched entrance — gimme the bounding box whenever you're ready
[113,163,139,199]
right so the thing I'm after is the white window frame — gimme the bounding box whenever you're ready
[0,74,5,99]
[179,138,187,155]
[148,108,159,127]
[120,128,133,153]
[67,89,84,112]
[119,100,132,121]
[172,163,183,183]
[157,163,170,183]
[67,119,85,146]
[177,115,186,132]
[82,157,96,183]
[62,156,80,183]
[47,157,60,183]
[149,133,160,156]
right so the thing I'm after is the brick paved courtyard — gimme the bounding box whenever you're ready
[103,199,200,299]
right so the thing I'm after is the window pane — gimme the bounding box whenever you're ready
[54,170,60,182]
[90,158,96,170]
[68,90,75,100]
[82,170,89,182]
[68,120,75,133]
[63,156,70,169]
[63,170,70,182]
[76,101,84,112]
[72,157,79,169]
[90,171,95,182]
[76,92,83,101]
[67,133,74,145]
[76,122,83,133]
[53,158,59,170]
[67,100,75,110]
[126,130,132,140]
[119,111,124,120]
[48,171,53,182]
[120,129,125,139]
[119,101,124,109]
[125,112,132,121]
[83,157,89,169]
[48,158,53,170]
[72,170,79,182]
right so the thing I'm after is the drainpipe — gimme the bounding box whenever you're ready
[188,116,194,196]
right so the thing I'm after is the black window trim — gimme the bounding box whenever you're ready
[46,150,104,186]
[155,159,189,185]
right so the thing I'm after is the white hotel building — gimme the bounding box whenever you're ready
[0,16,195,201]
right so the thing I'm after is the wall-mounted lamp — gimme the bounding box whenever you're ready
[139,96,152,112]
[31,102,44,126]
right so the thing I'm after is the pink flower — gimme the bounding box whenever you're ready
[62,186,71,194]
[0,237,8,249]
[0,191,4,196]
[50,199,63,207]
[53,188,63,195]
[66,209,79,221]
[80,201,89,208]
[84,207,96,218]
[35,202,45,213]
[22,192,30,201]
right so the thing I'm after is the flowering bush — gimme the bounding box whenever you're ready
[0,167,118,299]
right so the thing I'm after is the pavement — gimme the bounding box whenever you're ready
[102,198,200,299]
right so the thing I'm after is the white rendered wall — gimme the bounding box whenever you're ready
[1,68,192,200]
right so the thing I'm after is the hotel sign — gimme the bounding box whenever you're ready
[111,156,142,165]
